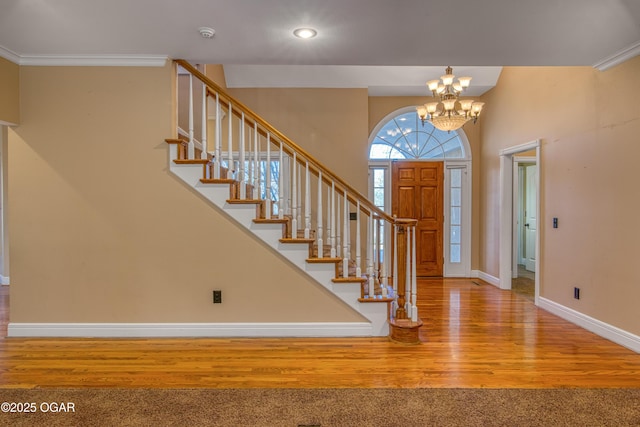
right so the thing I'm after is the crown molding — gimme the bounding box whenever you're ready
[0,45,21,64]
[0,45,168,67]
[593,40,640,71]
[19,54,168,67]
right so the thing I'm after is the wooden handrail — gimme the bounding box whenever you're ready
[175,59,394,224]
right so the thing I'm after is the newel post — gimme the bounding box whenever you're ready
[389,218,423,344]
[394,224,407,319]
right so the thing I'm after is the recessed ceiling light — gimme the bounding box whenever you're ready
[293,28,317,39]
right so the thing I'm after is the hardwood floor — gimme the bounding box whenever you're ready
[1,280,640,389]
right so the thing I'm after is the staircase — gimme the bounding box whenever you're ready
[167,60,421,340]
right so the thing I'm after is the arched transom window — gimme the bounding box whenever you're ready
[369,111,466,160]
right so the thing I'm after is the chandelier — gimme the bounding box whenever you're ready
[417,66,484,132]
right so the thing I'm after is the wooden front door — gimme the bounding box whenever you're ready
[391,161,444,277]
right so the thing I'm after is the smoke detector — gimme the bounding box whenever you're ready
[198,27,216,38]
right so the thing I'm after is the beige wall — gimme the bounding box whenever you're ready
[480,57,640,335]
[0,57,19,125]
[228,88,370,194]
[206,64,227,90]
[8,64,363,324]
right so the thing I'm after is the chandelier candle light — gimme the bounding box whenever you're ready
[417,66,484,132]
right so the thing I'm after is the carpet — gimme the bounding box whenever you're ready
[1,388,639,426]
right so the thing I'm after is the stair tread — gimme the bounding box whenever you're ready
[306,257,342,264]
[279,238,314,244]
[254,218,289,224]
[358,297,395,303]
[226,199,263,205]
[201,178,236,184]
[174,159,210,165]
[332,277,368,283]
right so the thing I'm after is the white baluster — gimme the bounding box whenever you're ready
[336,189,341,258]
[393,224,398,313]
[200,83,207,161]
[285,150,292,216]
[367,213,373,298]
[214,92,221,179]
[411,225,418,322]
[355,201,361,277]
[265,133,272,218]
[278,141,284,219]
[253,122,259,200]
[188,74,195,159]
[317,171,323,257]
[248,126,253,196]
[227,102,234,179]
[329,181,336,258]
[239,113,246,199]
[297,161,302,229]
[304,162,310,239]
[373,217,378,276]
[379,219,388,296]
[291,152,297,238]
[342,189,349,278]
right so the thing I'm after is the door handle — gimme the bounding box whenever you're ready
[524,223,530,228]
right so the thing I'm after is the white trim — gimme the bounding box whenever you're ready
[538,297,640,354]
[593,40,640,71]
[476,270,500,287]
[0,49,169,67]
[499,140,539,157]
[0,45,21,64]
[0,275,9,285]
[7,322,373,338]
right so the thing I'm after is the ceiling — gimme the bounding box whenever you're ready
[1,0,639,96]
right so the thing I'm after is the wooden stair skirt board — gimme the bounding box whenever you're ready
[388,318,424,344]
[166,147,390,337]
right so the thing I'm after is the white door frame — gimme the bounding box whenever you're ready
[499,139,540,304]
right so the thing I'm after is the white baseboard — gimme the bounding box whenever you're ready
[473,270,500,288]
[538,297,640,354]
[7,322,373,338]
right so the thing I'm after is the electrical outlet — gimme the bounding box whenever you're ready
[574,287,580,300]
[213,290,222,304]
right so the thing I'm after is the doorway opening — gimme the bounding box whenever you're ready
[512,157,536,301]
[499,140,540,304]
